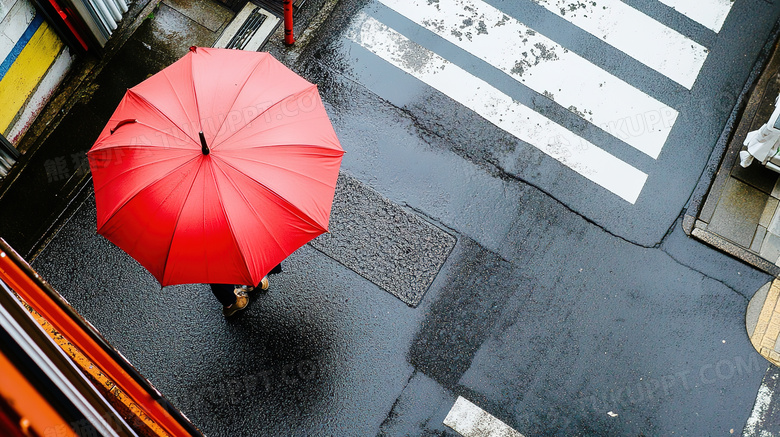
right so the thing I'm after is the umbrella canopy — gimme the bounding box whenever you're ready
[87,47,344,286]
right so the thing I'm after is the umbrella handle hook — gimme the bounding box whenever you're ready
[110,119,137,134]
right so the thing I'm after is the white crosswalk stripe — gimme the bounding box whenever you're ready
[657,0,734,32]
[444,396,526,436]
[530,0,709,89]
[377,0,678,159]
[347,12,648,203]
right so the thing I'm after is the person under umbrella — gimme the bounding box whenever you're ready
[88,47,344,317]
[210,263,281,317]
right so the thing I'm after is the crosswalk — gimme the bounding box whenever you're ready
[344,0,736,204]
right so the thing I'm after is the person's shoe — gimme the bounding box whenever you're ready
[222,291,249,317]
[260,276,269,291]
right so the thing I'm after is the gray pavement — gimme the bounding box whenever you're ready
[309,0,780,248]
[33,195,423,436]
[32,57,774,437]
[15,0,780,436]
[32,94,773,435]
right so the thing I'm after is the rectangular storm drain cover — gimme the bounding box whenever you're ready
[213,4,281,51]
[225,9,266,50]
[310,173,456,307]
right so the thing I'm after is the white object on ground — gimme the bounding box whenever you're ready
[741,94,780,170]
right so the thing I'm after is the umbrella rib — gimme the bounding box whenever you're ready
[211,161,289,273]
[189,53,204,138]
[225,142,343,153]
[92,151,197,197]
[160,69,200,139]
[98,121,200,151]
[223,177,288,255]
[210,56,266,150]
[97,157,204,286]
[95,155,201,233]
[212,84,318,149]
[213,156,328,232]
[129,89,199,147]
[216,114,343,152]
[159,158,208,285]
[221,148,342,188]
[202,170,251,284]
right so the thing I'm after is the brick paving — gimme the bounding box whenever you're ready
[749,279,780,365]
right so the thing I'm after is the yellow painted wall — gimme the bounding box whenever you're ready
[0,20,63,133]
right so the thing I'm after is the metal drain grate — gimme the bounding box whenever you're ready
[309,173,456,307]
[225,9,267,50]
[250,0,307,16]
[214,3,281,52]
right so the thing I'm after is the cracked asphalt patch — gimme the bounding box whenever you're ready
[408,238,519,388]
[310,173,456,306]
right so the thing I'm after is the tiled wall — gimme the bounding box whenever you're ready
[752,177,780,264]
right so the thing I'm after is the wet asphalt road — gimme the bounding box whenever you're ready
[24,0,780,435]
[322,0,780,247]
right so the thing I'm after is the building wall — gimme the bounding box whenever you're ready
[0,0,73,145]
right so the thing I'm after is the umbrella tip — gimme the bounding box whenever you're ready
[199,131,210,155]
[190,46,198,52]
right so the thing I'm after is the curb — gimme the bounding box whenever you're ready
[683,20,780,276]
[266,0,341,64]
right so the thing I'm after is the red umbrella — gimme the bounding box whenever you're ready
[87,47,344,287]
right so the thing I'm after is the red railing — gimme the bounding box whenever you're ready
[283,0,295,45]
